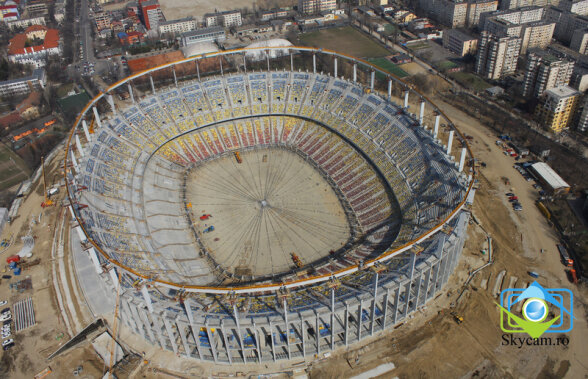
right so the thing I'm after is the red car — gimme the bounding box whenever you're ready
[509,196,518,201]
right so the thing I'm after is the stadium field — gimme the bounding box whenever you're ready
[368,58,409,78]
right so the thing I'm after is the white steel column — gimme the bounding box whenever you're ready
[282,298,291,360]
[220,56,224,75]
[184,299,204,360]
[75,135,84,157]
[243,54,247,72]
[82,120,91,142]
[163,317,178,354]
[334,57,338,78]
[434,114,440,138]
[150,75,155,94]
[196,60,200,81]
[344,303,349,346]
[330,288,335,350]
[290,51,293,71]
[313,54,316,73]
[419,99,425,125]
[353,63,357,82]
[447,130,454,155]
[459,147,467,172]
[92,106,102,128]
[404,253,417,318]
[173,66,178,87]
[107,94,115,114]
[381,289,389,330]
[370,70,375,90]
[387,79,392,100]
[70,150,79,173]
[233,303,246,363]
[370,272,379,336]
[141,285,154,313]
[128,83,135,103]
[176,320,191,358]
[404,90,409,108]
[220,322,232,364]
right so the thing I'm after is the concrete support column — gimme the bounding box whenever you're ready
[290,51,294,71]
[206,321,218,363]
[330,288,335,350]
[196,60,200,81]
[357,302,362,340]
[344,303,349,346]
[163,317,178,354]
[233,304,246,363]
[283,298,291,360]
[141,285,154,313]
[176,320,192,358]
[415,272,423,309]
[269,322,276,362]
[370,272,379,336]
[353,63,357,82]
[152,314,168,350]
[301,318,306,357]
[404,90,409,108]
[381,289,389,330]
[82,120,91,142]
[387,79,392,100]
[243,54,247,72]
[434,114,440,138]
[459,147,467,172]
[313,54,316,74]
[138,308,158,346]
[315,313,320,355]
[419,99,425,125]
[370,70,375,90]
[393,284,401,324]
[404,253,417,318]
[220,56,224,75]
[92,106,102,129]
[173,66,178,87]
[334,57,338,78]
[150,75,155,95]
[447,130,454,155]
[220,322,232,364]
[184,299,204,360]
[120,297,137,332]
[266,50,270,71]
[128,83,135,103]
[127,299,146,339]
[75,135,84,157]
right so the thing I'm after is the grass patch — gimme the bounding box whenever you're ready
[437,60,459,70]
[449,72,492,91]
[367,58,409,78]
[300,26,389,58]
[0,143,30,191]
[406,42,429,51]
[58,91,91,115]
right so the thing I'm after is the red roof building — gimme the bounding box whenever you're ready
[8,28,61,68]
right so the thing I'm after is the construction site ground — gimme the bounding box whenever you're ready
[0,84,586,378]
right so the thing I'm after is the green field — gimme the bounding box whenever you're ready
[0,143,30,191]
[367,58,409,78]
[449,72,492,91]
[300,26,390,59]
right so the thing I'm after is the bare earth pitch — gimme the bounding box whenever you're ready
[185,148,351,277]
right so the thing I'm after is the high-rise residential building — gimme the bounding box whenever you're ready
[523,50,575,97]
[204,10,243,27]
[476,31,522,79]
[575,96,588,131]
[443,28,479,56]
[141,0,165,30]
[500,0,559,10]
[545,6,588,44]
[535,85,580,132]
[570,27,588,52]
[480,6,544,28]
[298,0,337,15]
[557,0,588,15]
[466,0,499,26]
[158,17,197,35]
[520,21,556,53]
[94,12,111,31]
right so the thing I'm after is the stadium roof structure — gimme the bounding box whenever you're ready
[65,46,476,295]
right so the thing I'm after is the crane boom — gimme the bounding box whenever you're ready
[108,272,123,378]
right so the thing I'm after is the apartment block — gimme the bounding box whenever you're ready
[443,28,478,55]
[545,6,588,44]
[0,69,45,97]
[298,0,337,14]
[141,0,165,30]
[158,17,197,35]
[523,49,575,97]
[535,85,580,132]
[558,0,588,15]
[480,6,544,28]
[570,27,588,52]
[466,0,499,26]
[476,31,522,79]
[204,10,242,27]
[575,96,588,131]
[500,0,558,10]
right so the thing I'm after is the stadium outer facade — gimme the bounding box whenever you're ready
[65,46,476,364]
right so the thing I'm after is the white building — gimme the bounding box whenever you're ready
[204,10,242,28]
[298,0,337,15]
[0,69,46,97]
[159,17,197,35]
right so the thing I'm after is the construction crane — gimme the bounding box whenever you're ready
[41,156,53,208]
[107,271,123,378]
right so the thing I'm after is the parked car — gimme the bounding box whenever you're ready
[2,339,13,347]
[0,301,6,306]
[2,342,14,350]
[506,192,515,197]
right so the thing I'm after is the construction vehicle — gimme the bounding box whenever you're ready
[568,269,578,284]
[41,157,53,208]
[200,214,211,220]
[203,225,215,233]
[234,151,242,164]
[557,244,574,267]
[291,253,303,268]
[450,312,463,325]
[536,201,551,220]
